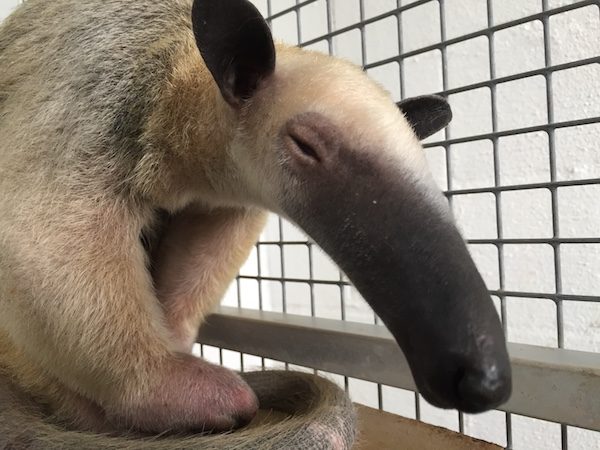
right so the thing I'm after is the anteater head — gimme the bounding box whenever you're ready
[190,0,511,413]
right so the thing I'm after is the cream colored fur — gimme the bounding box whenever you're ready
[0,0,426,446]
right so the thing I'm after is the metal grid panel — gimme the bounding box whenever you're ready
[197,1,600,449]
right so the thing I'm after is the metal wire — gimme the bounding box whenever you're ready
[484,0,513,445]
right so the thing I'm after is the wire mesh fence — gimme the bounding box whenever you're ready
[203,1,600,449]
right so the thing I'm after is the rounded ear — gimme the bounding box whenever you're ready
[192,0,276,107]
[398,95,452,141]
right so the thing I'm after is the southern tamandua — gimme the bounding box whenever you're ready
[0,0,512,447]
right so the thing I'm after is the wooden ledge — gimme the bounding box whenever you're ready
[252,405,500,449]
[355,405,500,450]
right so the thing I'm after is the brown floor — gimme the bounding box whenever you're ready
[253,404,501,449]
[354,405,501,450]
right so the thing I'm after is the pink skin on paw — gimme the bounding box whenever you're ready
[107,354,258,433]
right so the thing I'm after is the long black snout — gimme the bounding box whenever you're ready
[282,148,512,413]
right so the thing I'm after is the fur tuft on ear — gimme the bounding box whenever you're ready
[192,0,276,107]
[398,95,452,141]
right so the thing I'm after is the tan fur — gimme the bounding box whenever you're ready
[235,44,430,206]
[0,0,433,446]
[134,39,239,209]
[152,207,267,351]
[0,370,356,449]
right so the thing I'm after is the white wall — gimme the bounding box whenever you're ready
[0,0,20,21]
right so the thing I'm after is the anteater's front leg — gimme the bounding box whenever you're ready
[151,206,267,352]
[1,197,259,433]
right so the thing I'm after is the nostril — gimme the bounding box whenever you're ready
[456,363,511,413]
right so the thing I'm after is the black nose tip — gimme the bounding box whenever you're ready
[456,363,511,413]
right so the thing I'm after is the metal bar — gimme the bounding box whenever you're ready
[468,238,600,245]
[429,56,599,98]
[236,275,600,303]
[258,237,600,246]
[443,177,600,196]
[540,0,566,444]
[438,0,462,432]
[487,290,600,303]
[198,307,600,432]
[485,0,512,444]
[278,218,287,313]
[422,116,600,148]
[395,0,422,421]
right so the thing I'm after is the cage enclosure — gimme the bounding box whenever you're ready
[198,1,600,449]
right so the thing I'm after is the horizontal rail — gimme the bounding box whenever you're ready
[422,116,600,148]
[198,307,600,431]
[443,176,600,196]
[236,275,600,303]
[434,56,600,98]
[255,237,600,246]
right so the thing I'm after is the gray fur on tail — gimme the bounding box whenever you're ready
[0,371,357,450]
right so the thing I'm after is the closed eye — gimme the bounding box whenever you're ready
[290,134,321,163]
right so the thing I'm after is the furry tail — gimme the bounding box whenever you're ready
[0,370,357,450]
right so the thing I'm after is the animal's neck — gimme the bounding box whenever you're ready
[138,41,237,210]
